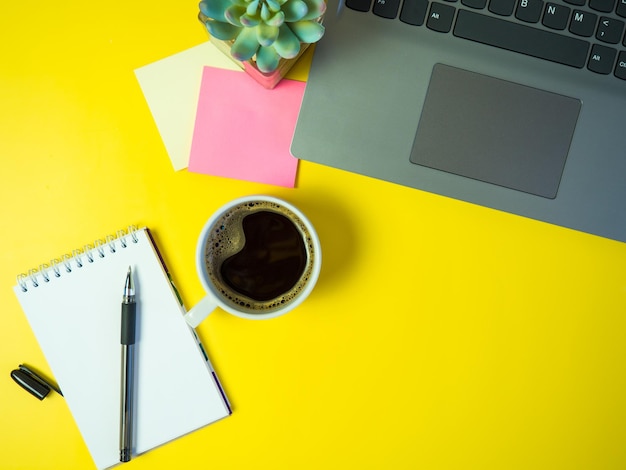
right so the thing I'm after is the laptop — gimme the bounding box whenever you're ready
[291,0,626,243]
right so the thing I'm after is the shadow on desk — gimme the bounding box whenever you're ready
[295,192,358,300]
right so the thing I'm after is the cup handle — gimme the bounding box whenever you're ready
[184,295,218,328]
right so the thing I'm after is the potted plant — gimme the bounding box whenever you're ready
[198,0,326,88]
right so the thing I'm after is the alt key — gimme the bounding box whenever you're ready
[588,44,617,74]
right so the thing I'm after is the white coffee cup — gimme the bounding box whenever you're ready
[184,195,322,327]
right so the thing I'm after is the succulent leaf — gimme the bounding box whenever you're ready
[240,13,261,26]
[266,10,285,26]
[256,46,281,73]
[281,0,308,21]
[246,0,260,16]
[224,5,247,25]
[274,24,301,58]
[230,27,260,61]
[257,23,279,47]
[300,0,326,20]
[205,19,242,40]
[266,0,282,12]
[287,20,324,43]
[260,3,271,20]
[200,0,233,21]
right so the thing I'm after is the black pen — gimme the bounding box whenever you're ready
[120,266,136,463]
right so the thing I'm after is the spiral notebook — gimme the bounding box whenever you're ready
[13,227,231,469]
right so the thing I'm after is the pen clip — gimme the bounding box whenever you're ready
[10,364,63,400]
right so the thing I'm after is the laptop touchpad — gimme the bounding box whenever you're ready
[409,64,581,199]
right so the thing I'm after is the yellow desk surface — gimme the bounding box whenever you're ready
[2,2,625,469]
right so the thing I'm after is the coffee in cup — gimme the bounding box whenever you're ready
[184,196,321,327]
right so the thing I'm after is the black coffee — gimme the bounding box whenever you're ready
[220,210,306,301]
[204,200,315,313]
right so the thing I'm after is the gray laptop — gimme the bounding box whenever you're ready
[291,0,626,243]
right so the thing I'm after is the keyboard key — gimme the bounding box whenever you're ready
[462,0,488,7]
[427,2,456,32]
[589,0,616,12]
[564,0,586,5]
[516,0,544,22]
[596,17,625,43]
[569,10,598,36]
[489,0,517,15]
[617,0,626,17]
[543,3,572,29]
[588,43,617,73]
[373,0,402,18]
[615,50,626,78]
[453,10,591,67]
[400,0,429,25]
[346,0,372,11]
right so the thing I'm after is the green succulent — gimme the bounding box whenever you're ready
[199,0,326,73]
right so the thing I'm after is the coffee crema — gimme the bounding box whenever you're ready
[203,200,316,313]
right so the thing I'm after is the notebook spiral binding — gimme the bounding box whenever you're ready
[17,225,139,293]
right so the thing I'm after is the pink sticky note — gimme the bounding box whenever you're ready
[188,66,305,187]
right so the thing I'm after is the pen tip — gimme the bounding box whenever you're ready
[124,266,135,297]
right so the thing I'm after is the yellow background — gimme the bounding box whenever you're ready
[2,2,625,469]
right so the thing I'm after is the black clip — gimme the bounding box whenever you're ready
[10,364,63,400]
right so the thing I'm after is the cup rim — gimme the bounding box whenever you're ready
[195,195,322,320]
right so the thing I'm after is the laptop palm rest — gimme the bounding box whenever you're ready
[409,64,581,199]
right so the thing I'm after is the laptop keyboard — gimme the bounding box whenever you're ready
[346,0,626,80]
